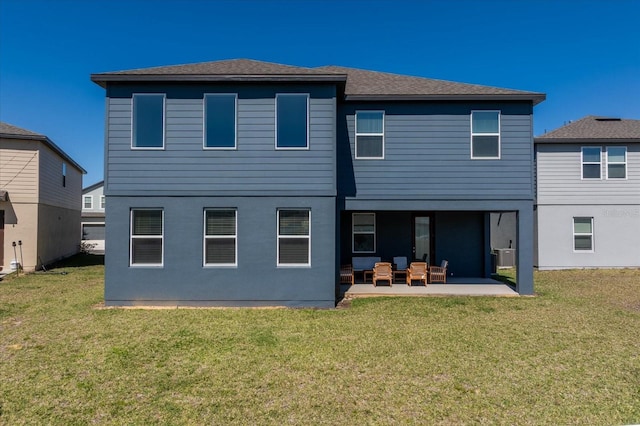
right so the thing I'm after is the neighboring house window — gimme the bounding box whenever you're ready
[471,111,500,159]
[204,94,237,149]
[204,209,237,266]
[100,195,106,209]
[581,147,602,179]
[276,94,309,149]
[606,146,627,179]
[62,163,67,187]
[352,212,376,253]
[83,196,93,209]
[130,209,163,266]
[355,111,384,159]
[573,217,594,252]
[277,209,310,266]
[132,94,165,149]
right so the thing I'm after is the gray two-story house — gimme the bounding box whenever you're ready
[535,116,640,269]
[91,59,545,307]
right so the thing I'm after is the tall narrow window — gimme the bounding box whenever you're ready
[581,147,602,179]
[100,195,106,209]
[132,94,165,149]
[277,209,310,266]
[204,209,237,266]
[471,111,500,159]
[276,94,309,149]
[606,146,626,179]
[130,209,163,266]
[83,196,93,209]
[62,163,67,187]
[355,111,384,159]
[204,94,237,149]
[352,212,376,253]
[573,217,594,252]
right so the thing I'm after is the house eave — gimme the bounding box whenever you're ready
[344,93,546,105]
[90,73,348,88]
[0,133,87,174]
[534,138,640,144]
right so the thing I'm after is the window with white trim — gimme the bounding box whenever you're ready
[355,111,384,159]
[132,94,165,149]
[100,195,106,209]
[606,146,627,179]
[276,94,309,149]
[130,209,163,266]
[581,147,601,179]
[83,195,93,209]
[204,209,237,266]
[573,217,594,252]
[204,94,237,149]
[471,111,500,159]
[277,209,310,266]
[352,212,376,253]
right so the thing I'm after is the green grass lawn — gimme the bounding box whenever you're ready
[1,256,639,425]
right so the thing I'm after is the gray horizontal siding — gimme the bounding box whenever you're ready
[106,91,335,196]
[341,104,534,201]
[536,144,640,205]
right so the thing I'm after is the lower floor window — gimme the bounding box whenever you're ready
[573,217,593,251]
[130,209,163,265]
[204,209,237,265]
[352,212,376,253]
[278,209,310,266]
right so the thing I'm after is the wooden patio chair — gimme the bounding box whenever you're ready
[429,260,449,283]
[340,265,354,286]
[406,262,428,286]
[373,262,393,287]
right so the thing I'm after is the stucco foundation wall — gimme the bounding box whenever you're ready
[536,204,640,269]
[0,202,38,271]
[37,204,81,266]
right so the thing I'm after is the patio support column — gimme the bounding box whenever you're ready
[516,204,534,295]
[483,212,492,278]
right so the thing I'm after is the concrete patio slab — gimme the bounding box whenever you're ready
[342,277,518,298]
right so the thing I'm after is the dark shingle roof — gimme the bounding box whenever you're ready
[0,121,86,173]
[315,65,545,104]
[535,116,640,143]
[92,59,545,104]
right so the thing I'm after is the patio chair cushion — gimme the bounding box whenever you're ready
[352,256,381,271]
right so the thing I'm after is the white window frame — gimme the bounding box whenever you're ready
[203,209,237,267]
[352,212,376,253]
[275,93,310,150]
[83,195,93,210]
[100,195,106,209]
[606,146,627,180]
[130,208,164,267]
[573,217,594,253]
[581,146,602,180]
[355,111,385,160]
[470,110,501,160]
[277,209,311,267]
[203,93,238,150]
[131,93,166,150]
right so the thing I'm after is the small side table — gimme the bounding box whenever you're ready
[392,270,407,284]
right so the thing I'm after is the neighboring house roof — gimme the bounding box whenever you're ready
[535,116,640,143]
[0,122,87,173]
[83,180,104,194]
[91,59,545,105]
[315,65,545,105]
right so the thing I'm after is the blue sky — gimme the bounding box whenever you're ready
[1,0,638,186]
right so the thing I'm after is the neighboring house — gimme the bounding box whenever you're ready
[91,59,545,307]
[82,180,105,253]
[0,122,86,272]
[535,116,640,269]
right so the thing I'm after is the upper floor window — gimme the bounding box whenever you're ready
[471,111,500,159]
[83,195,93,209]
[100,195,106,209]
[277,209,310,266]
[276,94,309,149]
[606,146,627,179]
[573,217,594,252]
[204,94,237,149]
[204,209,237,266]
[581,147,601,179]
[132,94,165,149]
[62,163,67,187]
[355,111,384,159]
[130,209,163,266]
[352,212,376,253]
